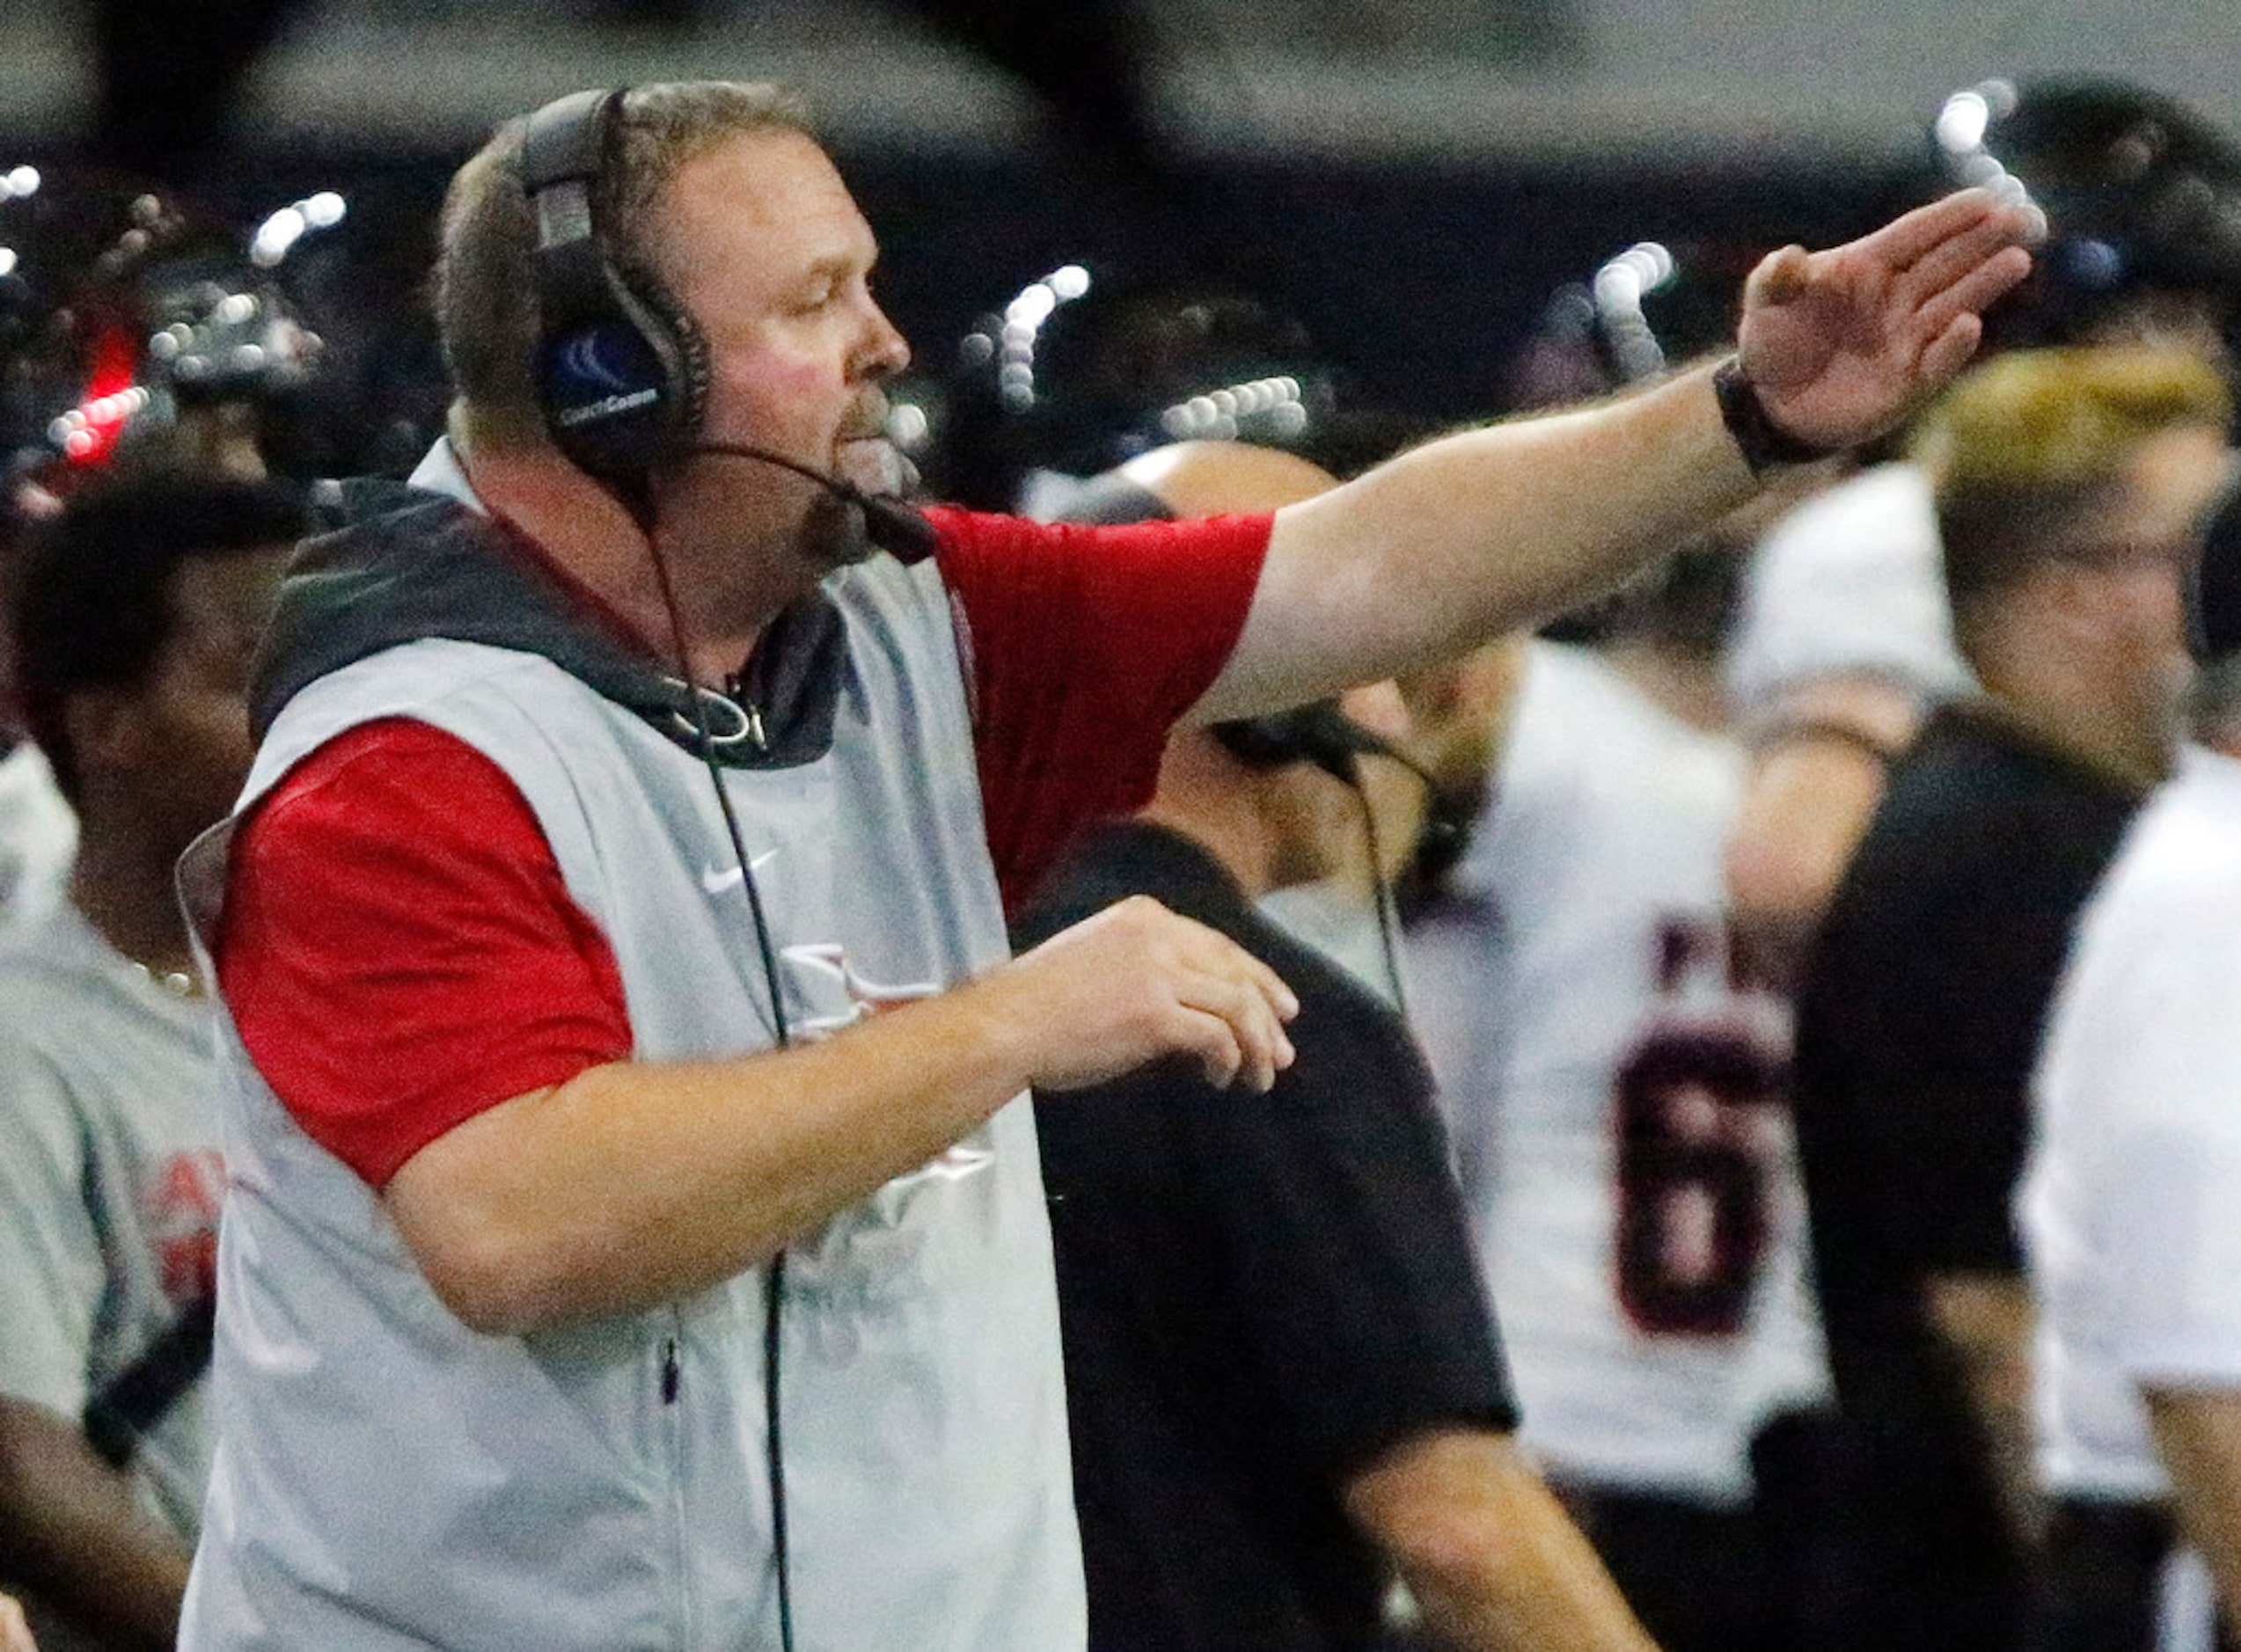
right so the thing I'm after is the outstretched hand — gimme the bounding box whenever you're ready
[1738,187,2038,451]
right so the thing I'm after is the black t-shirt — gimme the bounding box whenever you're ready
[1017,821,1518,1652]
[1791,699,2144,1639]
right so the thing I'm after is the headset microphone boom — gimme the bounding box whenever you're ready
[692,440,940,564]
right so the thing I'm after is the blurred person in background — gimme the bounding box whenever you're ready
[2019,478,2241,1652]
[1027,436,1657,1652]
[0,502,77,941]
[941,268,1435,996]
[1403,514,1837,1652]
[0,473,302,1651]
[1724,76,2241,990]
[0,165,333,948]
[1790,343,2232,1650]
[1403,244,1844,1650]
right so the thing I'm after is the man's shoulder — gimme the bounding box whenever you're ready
[1021,822,1395,1027]
[1020,823,1419,1112]
[0,911,124,1020]
[1874,706,2028,822]
[1899,705,2135,812]
[0,934,203,1142]
[2075,754,2241,970]
[1015,821,1236,942]
[1849,708,2127,900]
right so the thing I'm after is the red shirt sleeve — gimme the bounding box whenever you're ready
[217,719,632,1189]
[925,506,1271,913]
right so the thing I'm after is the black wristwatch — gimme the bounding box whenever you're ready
[1712,355,1836,475]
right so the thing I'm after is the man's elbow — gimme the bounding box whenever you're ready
[382,1122,582,1338]
[391,1195,568,1338]
[1378,1498,1517,1606]
[1344,1429,1541,1592]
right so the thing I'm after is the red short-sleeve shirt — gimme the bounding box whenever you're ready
[218,506,1271,1187]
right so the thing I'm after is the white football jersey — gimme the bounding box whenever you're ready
[2026,745,2241,1502]
[1725,462,1975,719]
[1409,642,1829,1503]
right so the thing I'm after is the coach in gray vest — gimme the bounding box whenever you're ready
[174,78,2029,1652]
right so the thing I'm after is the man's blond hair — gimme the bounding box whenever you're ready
[1912,345,2231,619]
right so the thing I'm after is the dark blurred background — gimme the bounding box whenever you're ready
[2,0,2235,479]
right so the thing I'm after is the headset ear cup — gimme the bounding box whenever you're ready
[2188,479,2241,665]
[521,86,711,489]
[531,242,702,486]
[536,298,675,484]
[613,254,710,454]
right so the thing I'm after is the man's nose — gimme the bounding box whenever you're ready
[857,302,912,382]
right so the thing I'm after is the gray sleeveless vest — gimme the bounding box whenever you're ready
[176,493,1082,1649]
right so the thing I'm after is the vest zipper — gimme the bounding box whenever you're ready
[660,1307,693,1643]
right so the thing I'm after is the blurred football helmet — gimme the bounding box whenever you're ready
[1931,77,2241,352]
[932,262,1369,510]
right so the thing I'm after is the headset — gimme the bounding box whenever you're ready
[1212,699,1395,782]
[1215,699,1468,865]
[520,87,705,493]
[2187,475,2241,666]
[519,85,936,560]
[1212,701,1460,1009]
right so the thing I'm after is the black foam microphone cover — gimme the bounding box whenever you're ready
[693,442,939,564]
[854,492,941,564]
[2188,476,2241,664]
[1213,701,1406,784]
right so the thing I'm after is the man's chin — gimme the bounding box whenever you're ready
[834,435,905,498]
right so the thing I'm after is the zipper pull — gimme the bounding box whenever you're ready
[744,702,767,753]
[661,1336,680,1404]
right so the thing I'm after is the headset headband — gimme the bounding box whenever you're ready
[521,86,709,489]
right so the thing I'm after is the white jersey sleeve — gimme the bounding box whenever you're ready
[2026,747,2241,1502]
[0,1018,111,1418]
[1408,642,1828,1503]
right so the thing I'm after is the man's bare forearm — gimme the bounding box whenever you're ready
[1198,188,2034,725]
[387,969,1051,1333]
[1201,366,1753,721]
[0,1396,190,1650]
[384,895,1299,1335]
[1344,1429,1659,1651]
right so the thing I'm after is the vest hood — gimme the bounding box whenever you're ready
[252,479,846,767]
